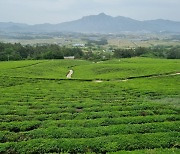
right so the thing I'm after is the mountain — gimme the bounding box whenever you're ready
[0,13,180,33]
[0,22,28,32]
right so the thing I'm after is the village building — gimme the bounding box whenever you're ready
[64,56,75,59]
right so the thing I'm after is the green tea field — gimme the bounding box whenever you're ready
[0,58,180,153]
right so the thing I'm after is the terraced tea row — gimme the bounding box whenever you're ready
[1,132,179,153]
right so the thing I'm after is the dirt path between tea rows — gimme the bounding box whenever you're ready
[93,72,180,82]
[1,72,179,82]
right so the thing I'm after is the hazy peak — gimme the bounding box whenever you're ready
[0,13,180,33]
[98,13,107,16]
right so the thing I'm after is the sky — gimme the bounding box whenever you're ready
[0,0,180,24]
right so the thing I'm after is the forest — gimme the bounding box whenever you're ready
[0,42,179,61]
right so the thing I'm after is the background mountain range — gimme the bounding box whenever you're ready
[0,13,180,33]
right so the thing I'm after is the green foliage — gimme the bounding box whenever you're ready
[73,58,180,80]
[167,47,180,59]
[83,50,112,61]
[114,48,135,58]
[85,38,108,46]
[0,42,179,62]
[0,42,83,61]
[0,58,179,153]
[113,46,180,59]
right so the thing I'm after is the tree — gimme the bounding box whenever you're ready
[5,48,14,61]
[167,47,180,59]
[114,49,134,58]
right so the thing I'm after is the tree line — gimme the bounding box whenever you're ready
[113,46,180,59]
[0,42,179,61]
[0,43,83,61]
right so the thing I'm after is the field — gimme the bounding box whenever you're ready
[0,58,180,153]
[108,39,180,48]
[1,33,180,48]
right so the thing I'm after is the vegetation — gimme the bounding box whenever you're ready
[0,42,180,61]
[73,58,179,80]
[0,58,179,80]
[85,38,108,46]
[0,42,83,61]
[0,58,179,153]
[113,46,180,59]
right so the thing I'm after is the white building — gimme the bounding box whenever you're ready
[64,56,75,59]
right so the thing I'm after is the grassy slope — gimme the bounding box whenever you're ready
[0,58,180,153]
[0,60,90,79]
[1,58,179,80]
[74,58,180,80]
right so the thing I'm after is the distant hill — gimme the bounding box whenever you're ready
[0,13,180,33]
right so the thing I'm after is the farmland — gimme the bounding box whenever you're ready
[1,32,180,48]
[0,58,180,153]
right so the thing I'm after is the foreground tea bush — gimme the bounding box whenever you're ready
[0,132,179,153]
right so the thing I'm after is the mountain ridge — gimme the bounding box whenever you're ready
[0,13,180,33]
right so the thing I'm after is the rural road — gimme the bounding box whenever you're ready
[66,70,73,78]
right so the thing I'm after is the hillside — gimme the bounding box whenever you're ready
[0,58,180,153]
[0,13,180,33]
